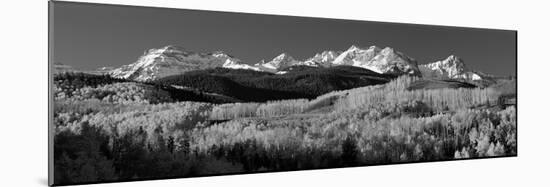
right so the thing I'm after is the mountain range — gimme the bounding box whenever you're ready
[97,45,492,82]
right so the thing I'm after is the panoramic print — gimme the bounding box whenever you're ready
[50,1,517,185]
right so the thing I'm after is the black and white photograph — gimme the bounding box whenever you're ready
[48,1,518,186]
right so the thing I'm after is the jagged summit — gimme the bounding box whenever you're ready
[302,50,341,67]
[420,55,485,81]
[332,45,380,66]
[428,55,465,68]
[332,45,419,75]
[255,53,301,72]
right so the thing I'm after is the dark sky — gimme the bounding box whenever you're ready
[51,1,516,76]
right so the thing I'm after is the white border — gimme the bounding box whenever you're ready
[1,0,549,186]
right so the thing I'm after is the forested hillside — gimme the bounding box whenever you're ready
[54,72,241,104]
[155,66,394,102]
[52,72,516,185]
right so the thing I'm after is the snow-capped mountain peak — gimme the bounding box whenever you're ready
[421,55,466,78]
[272,53,298,65]
[420,55,487,81]
[302,50,341,67]
[332,45,380,65]
[255,53,301,72]
[332,45,419,75]
[435,55,465,67]
[110,45,238,81]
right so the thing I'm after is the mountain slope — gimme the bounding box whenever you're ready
[155,66,393,102]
